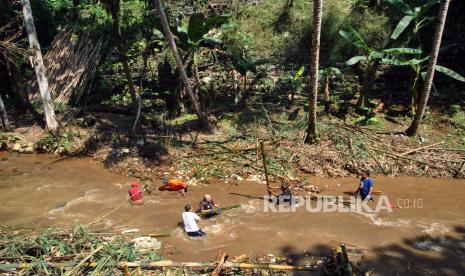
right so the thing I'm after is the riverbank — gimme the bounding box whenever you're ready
[1,106,464,185]
[1,152,464,274]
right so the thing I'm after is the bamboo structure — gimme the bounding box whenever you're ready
[26,26,102,105]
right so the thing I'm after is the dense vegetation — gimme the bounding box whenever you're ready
[0,0,464,167]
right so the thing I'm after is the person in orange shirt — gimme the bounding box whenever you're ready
[158,176,188,194]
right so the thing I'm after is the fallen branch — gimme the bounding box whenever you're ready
[364,145,387,174]
[212,252,227,276]
[399,141,444,156]
[63,245,103,276]
[368,146,462,175]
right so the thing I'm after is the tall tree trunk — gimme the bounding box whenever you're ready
[21,0,58,131]
[108,0,138,111]
[304,0,323,144]
[406,0,450,136]
[154,0,209,130]
[0,93,10,131]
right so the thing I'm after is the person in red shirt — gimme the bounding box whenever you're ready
[128,182,144,206]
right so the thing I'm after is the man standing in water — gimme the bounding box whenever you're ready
[267,183,294,204]
[182,203,206,237]
[199,194,221,217]
[354,171,374,201]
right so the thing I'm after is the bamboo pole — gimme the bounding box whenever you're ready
[399,141,444,156]
[0,261,313,271]
[63,245,103,276]
[259,141,271,192]
[341,244,353,276]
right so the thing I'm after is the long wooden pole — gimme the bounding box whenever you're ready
[0,261,313,271]
[259,141,271,193]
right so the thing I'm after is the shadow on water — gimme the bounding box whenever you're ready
[367,224,465,275]
[271,225,465,275]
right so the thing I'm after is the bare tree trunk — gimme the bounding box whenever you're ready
[304,0,323,144]
[0,93,10,131]
[154,0,209,129]
[108,0,138,110]
[21,0,58,131]
[406,0,450,136]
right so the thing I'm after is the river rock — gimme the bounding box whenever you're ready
[12,143,22,151]
[23,146,34,154]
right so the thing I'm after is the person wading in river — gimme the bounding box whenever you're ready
[182,203,206,237]
[354,171,374,201]
[267,183,295,204]
[159,176,187,194]
[128,182,144,206]
[199,194,221,218]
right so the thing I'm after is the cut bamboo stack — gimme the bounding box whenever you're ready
[26,26,103,105]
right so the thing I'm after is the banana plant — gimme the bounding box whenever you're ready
[319,67,341,112]
[228,46,273,105]
[381,52,465,114]
[339,27,385,106]
[385,0,439,41]
[339,27,423,106]
[286,65,305,108]
[175,13,230,92]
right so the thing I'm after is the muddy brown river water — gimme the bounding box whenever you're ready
[0,152,464,274]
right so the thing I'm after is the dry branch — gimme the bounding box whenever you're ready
[399,141,444,156]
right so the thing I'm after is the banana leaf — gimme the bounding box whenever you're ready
[435,65,465,82]
[382,48,422,55]
[293,66,305,82]
[391,15,414,40]
[384,0,413,15]
[339,27,370,52]
[346,55,367,66]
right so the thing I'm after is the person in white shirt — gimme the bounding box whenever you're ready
[182,203,207,237]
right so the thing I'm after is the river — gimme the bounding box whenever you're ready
[0,152,464,274]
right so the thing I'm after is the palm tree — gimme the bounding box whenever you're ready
[21,0,58,131]
[154,0,209,129]
[304,0,323,144]
[406,0,451,136]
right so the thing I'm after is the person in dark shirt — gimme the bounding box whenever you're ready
[267,183,294,204]
[354,171,374,201]
[199,194,221,217]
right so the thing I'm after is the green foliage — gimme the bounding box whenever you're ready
[36,130,80,154]
[228,46,274,76]
[385,0,440,40]
[355,106,381,126]
[0,224,160,275]
[176,13,230,50]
